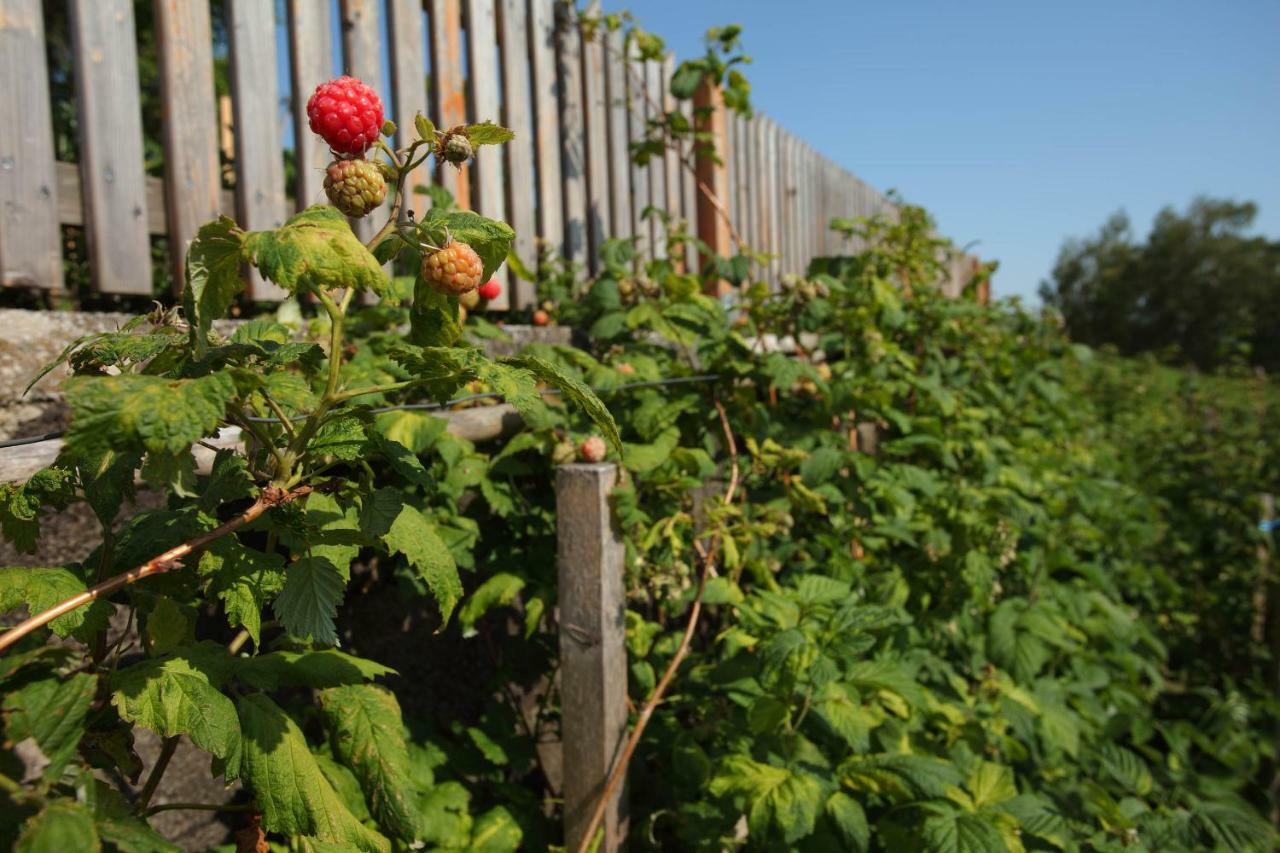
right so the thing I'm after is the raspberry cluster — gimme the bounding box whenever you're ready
[307,76,384,155]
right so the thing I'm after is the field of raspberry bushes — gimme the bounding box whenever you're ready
[2,34,1279,853]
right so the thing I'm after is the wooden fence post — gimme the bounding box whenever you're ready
[556,462,628,851]
[694,80,730,294]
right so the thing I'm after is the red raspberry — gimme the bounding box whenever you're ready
[421,240,484,295]
[307,76,384,156]
[579,436,607,463]
[531,309,550,326]
[477,279,501,301]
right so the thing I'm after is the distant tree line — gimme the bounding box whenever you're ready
[1040,197,1280,371]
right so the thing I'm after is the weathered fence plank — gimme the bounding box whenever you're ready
[529,0,564,259]
[679,97,697,271]
[70,0,152,295]
[556,463,629,853]
[387,0,430,220]
[660,55,682,252]
[626,39,650,260]
[0,0,62,290]
[604,29,632,245]
[155,0,221,294]
[286,0,334,211]
[581,5,611,270]
[429,0,470,208]
[498,0,534,308]
[645,58,667,260]
[228,0,287,300]
[466,0,507,246]
[557,2,588,265]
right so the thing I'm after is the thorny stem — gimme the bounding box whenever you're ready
[574,400,740,853]
[0,486,314,655]
[136,736,179,811]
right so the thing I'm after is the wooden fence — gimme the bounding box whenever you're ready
[0,0,968,311]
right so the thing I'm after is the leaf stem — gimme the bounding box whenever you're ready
[136,736,179,811]
[140,800,255,818]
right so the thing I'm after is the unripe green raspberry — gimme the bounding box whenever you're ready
[440,129,473,166]
[323,158,387,218]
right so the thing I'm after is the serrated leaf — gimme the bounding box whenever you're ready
[825,792,869,852]
[709,755,824,843]
[414,113,436,142]
[0,467,76,553]
[243,205,387,296]
[465,122,515,146]
[381,500,462,626]
[3,672,97,782]
[110,642,242,777]
[967,761,1018,809]
[64,373,237,457]
[237,694,390,853]
[318,684,420,841]
[839,753,963,801]
[199,538,285,647]
[503,355,622,455]
[409,284,464,348]
[183,215,246,352]
[235,649,395,690]
[417,208,513,282]
[273,556,347,646]
[0,565,113,639]
[15,800,100,853]
[458,572,526,637]
[467,806,522,852]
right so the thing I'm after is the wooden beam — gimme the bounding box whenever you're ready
[428,0,470,208]
[556,462,628,853]
[693,81,729,292]
[528,0,563,260]
[154,0,221,294]
[287,0,335,211]
[498,0,534,309]
[0,0,63,290]
[227,0,287,300]
[70,0,152,295]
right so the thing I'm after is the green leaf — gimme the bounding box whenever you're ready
[318,684,420,841]
[0,467,76,553]
[709,755,824,843]
[380,499,462,626]
[922,807,1009,853]
[242,205,387,296]
[110,642,241,777]
[622,426,679,473]
[234,649,395,690]
[409,285,464,348]
[967,761,1017,809]
[825,792,870,852]
[237,694,390,853]
[64,372,237,457]
[417,208,514,282]
[183,215,246,352]
[839,753,963,801]
[273,556,347,646]
[465,122,515,146]
[467,806,523,852]
[15,801,100,853]
[416,781,472,847]
[3,672,97,782]
[199,538,285,648]
[503,354,622,455]
[670,62,704,99]
[800,446,845,486]
[144,596,196,655]
[458,572,526,637]
[414,112,436,142]
[0,566,113,639]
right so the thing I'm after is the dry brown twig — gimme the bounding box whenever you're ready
[574,400,740,853]
[0,485,313,655]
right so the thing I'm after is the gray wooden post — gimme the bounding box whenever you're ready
[556,463,628,851]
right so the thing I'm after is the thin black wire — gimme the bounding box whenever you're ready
[0,374,722,449]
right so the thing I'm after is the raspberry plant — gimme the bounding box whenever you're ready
[0,81,617,851]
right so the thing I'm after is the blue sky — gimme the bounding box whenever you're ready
[629,0,1280,300]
